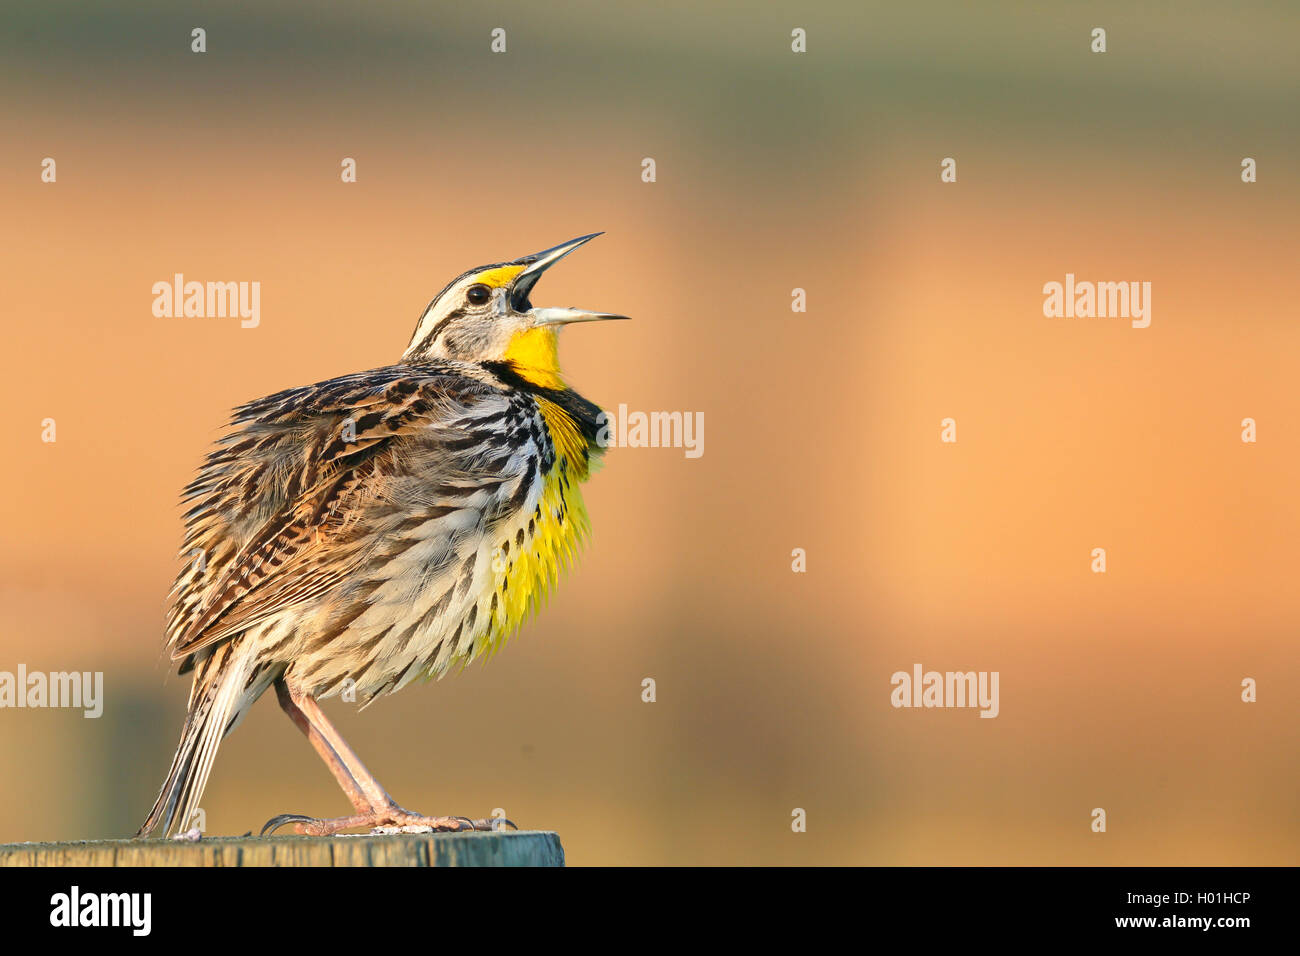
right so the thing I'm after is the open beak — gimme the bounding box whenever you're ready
[529,306,630,327]
[510,233,631,326]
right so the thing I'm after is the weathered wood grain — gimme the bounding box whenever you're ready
[0,831,564,867]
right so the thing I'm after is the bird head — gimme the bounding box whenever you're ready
[402,233,628,389]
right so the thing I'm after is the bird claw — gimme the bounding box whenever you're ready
[260,813,318,836]
[451,816,514,831]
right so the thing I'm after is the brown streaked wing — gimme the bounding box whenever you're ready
[166,365,508,661]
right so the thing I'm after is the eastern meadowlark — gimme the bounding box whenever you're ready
[138,234,626,837]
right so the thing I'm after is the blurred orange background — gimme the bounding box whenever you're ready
[1,1,1297,863]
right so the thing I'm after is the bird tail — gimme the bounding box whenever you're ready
[137,645,253,838]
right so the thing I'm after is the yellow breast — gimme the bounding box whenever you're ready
[478,400,593,659]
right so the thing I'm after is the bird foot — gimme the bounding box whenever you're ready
[261,807,517,836]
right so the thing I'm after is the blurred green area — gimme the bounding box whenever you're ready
[4,1,1297,145]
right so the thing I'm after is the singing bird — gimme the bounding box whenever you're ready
[138,234,626,837]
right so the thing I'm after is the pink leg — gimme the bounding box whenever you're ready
[265,680,515,836]
[274,681,372,815]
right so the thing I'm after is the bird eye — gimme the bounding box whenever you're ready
[466,283,491,306]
